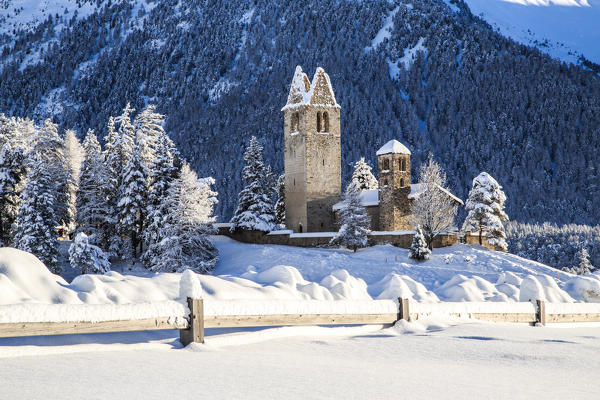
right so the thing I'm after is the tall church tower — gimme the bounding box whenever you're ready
[282,66,341,232]
[377,140,412,231]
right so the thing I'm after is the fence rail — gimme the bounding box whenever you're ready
[1,298,600,346]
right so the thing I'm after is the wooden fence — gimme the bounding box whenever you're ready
[2,298,600,346]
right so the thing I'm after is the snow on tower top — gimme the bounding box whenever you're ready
[282,66,340,111]
[376,140,411,156]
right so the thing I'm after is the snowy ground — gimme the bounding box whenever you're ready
[1,318,599,399]
[3,237,600,311]
[2,239,600,398]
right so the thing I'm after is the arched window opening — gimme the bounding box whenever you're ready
[316,112,322,132]
[383,159,389,170]
[400,159,406,172]
[298,223,303,233]
[400,178,405,187]
[384,179,388,187]
[291,112,299,132]
[323,112,329,132]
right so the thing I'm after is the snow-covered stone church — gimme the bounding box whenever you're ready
[282,66,462,233]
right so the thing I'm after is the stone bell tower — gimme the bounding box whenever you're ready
[282,66,341,232]
[377,140,412,231]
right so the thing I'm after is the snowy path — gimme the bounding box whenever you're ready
[0,319,599,399]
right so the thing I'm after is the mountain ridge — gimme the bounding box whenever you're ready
[1,0,599,224]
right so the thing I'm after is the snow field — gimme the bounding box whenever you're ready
[1,318,600,399]
[3,238,600,327]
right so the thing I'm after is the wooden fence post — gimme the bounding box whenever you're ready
[536,299,546,326]
[398,298,410,321]
[180,297,204,346]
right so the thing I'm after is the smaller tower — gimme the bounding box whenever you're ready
[377,140,412,231]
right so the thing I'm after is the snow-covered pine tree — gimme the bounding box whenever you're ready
[409,228,431,261]
[349,157,378,191]
[63,129,84,236]
[134,104,164,167]
[275,174,285,226]
[0,142,26,245]
[462,172,509,251]
[569,248,595,275]
[263,164,279,227]
[28,119,70,236]
[143,132,179,253]
[69,232,111,274]
[230,136,276,232]
[76,130,112,248]
[116,142,149,258]
[14,156,60,272]
[146,163,218,273]
[102,116,121,253]
[409,154,457,250]
[330,186,370,252]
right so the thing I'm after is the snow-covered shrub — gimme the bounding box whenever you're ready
[69,232,111,274]
[330,186,370,252]
[409,228,431,261]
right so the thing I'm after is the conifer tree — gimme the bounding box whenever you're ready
[146,163,218,273]
[330,186,370,252]
[275,174,285,226]
[102,116,121,253]
[28,119,70,234]
[230,136,276,232]
[134,105,165,167]
[349,157,378,191]
[143,132,179,250]
[14,156,60,272]
[76,130,112,248]
[0,143,26,244]
[409,228,431,261]
[116,143,149,258]
[63,129,84,236]
[462,172,509,251]
[569,248,595,275]
[69,232,111,274]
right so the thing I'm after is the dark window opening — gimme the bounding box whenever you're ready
[384,179,388,186]
[298,223,303,233]
[400,178,405,187]
[291,112,300,132]
[383,159,389,170]
[323,112,329,132]
[400,159,406,172]
[322,159,325,166]
[316,112,322,132]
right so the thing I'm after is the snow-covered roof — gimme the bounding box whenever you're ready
[376,140,411,156]
[332,189,379,211]
[408,183,464,205]
[281,66,340,111]
[332,185,463,211]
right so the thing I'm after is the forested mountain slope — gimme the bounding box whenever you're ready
[1,0,599,223]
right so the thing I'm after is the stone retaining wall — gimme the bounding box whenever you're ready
[216,225,459,249]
